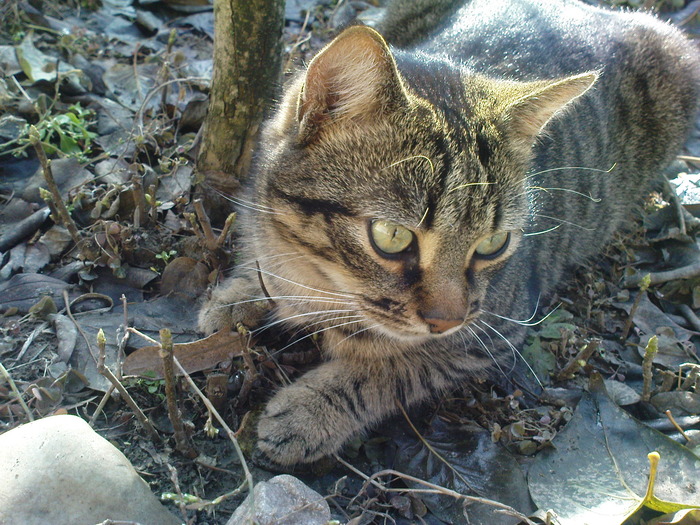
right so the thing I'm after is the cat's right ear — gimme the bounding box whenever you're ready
[296,26,409,143]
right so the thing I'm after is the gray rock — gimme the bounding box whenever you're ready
[227,474,331,525]
[0,415,181,525]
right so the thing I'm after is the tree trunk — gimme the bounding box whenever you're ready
[196,0,285,221]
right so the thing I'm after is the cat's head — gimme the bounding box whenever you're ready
[249,26,595,346]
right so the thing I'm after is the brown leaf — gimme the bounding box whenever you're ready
[122,329,246,378]
[160,256,209,299]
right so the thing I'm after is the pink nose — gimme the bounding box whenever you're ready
[423,316,463,334]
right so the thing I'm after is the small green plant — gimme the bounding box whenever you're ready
[155,249,177,265]
[2,103,97,161]
[134,377,166,400]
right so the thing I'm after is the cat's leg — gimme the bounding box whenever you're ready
[256,354,453,465]
[198,272,272,335]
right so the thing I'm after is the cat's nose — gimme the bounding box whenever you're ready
[421,315,464,334]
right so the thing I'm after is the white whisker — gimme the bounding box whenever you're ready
[464,326,507,378]
[253,308,357,334]
[217,295,354,308]
[522,186,602,203]
[478,320,543,389]
[522,224,562,236]
[534,214,596,231]
[270,318,367,356]
[482,300,560,327]
[241,266,357,299]
[334,322,381,346]
[525,163,616,179]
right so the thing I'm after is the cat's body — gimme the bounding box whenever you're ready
[199,0,700,465]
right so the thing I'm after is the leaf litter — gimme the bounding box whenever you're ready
[1,0,700,524]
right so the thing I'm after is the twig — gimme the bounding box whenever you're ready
[621,275,651,341]
[216,212,237,248]
[556,339,600,381]
[28,125,81,243]
[664,410,691,442]
[159,328,197,458]
[96,329,159,442]
[171,354,255,518]
[642,335,658,402]
[148,184,158,221]
[236,325,259,402]
[625,263,700,288]
[166,463,189,522]
[194,199,218,250]
[341,461,538,525]
[0,361,34,422]
[127,326,255,512]
[89,385,115,427]
[131,174,147,229]
[92,295,130,426]
[677,304,700,332]
[397,402,475,491]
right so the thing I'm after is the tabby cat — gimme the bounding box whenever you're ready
[199,0,700,465]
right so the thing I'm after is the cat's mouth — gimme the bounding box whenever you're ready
[366,311,480,342]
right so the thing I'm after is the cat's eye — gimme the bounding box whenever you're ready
[370,219,414,256]
[475,232,510,259]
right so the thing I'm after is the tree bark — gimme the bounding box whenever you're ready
[196,0,285,220]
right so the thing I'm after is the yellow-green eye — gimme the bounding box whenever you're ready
[370,219,414,255]
[475,232,510,258]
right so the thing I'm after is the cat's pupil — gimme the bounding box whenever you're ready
[369,219,414,256]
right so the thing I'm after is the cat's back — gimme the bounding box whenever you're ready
[381,0,699,83]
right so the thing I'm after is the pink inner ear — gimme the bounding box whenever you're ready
[297,26,406,135]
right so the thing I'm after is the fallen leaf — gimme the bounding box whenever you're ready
[393,418,534,525]
[122,329,245,378]
[528,373,700,525]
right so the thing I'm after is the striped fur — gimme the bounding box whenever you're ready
[199,0,700,465]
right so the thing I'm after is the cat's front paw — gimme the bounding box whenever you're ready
[198,277,271,335]
[257,385,347,465]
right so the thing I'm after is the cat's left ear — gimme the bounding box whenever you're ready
[296,25,409,143]
[504,72,598,150]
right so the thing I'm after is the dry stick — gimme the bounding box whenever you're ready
[159,328,198,458]
[397,403,475,491]
[147,184,158,221]
[90,295,130,426]
[0,361,34,422]
[131,174,147,229]
[664,410,691,442]
[620,274,651,342]
[642,335,658,403]
[677,304,700,332]
[171,355,255,518]
[193,199,218,250]
[127,326,255,511]
[216,212,237,248]
[96,329,160,442]
[337,458,538,525]
[28,125,81,243]
[556,339,600,381]
[166,463,189,523]
[625,263,700,288]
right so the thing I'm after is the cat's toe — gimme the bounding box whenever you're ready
[197,298,233,335]
[256,404,336,465]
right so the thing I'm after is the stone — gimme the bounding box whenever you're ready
[227,474,331,525]
[0,415,180,525]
